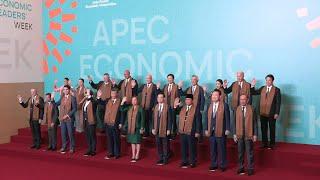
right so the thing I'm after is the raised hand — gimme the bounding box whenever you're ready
[87,75,92,82]
[111,79,116,86]
[203,86,207,93]
[17,95,22,102]
[178,81,183,89]
[121,97,127,105]
[156,82,161,89]
[251,78,257,87]
[223,80,228,88]
[131,80,136,88]
[97,90,102,98]
[174,98,180,108]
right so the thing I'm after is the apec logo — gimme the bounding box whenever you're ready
[85,0,116,9]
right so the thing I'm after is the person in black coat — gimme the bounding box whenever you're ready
[251,74,281,149]
[17,89,44,149]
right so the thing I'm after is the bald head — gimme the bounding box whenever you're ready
[236,71,244,82]
[124,70,131,79]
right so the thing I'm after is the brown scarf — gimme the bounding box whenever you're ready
[30,96,40,121]
[76,86,85,110]
[260,86,276,117]
[59,95,72,121]
[104,98,121,125]
[99,82,112,100]
[207,102,225,137]
[43,102,53,127]
[236,105,253,139]
[164,83,179,108]
[187,85,200,108]
[179,105,196,135]
[231,80,251,109]
[127,105,139,134]
[79,101,95,125]
[153,103,168,137]
[141,84,153,110]
[121,78,133,104]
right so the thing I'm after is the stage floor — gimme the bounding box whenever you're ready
[0,126,319,180]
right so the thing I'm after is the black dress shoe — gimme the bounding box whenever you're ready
[84,152,91,156]
[91,152,96,156]
[104,155,114,159]
[260,144,268,149]
[35,146,41,150]
[180,162,188,168]
[268,145,275,150]
[163,159,168,165]
[47,147,52,151]
[156,160,164,165]
[248,169,254,176]
[114,156,120,159]
[30,145,36,149]
[237,168,245,175]
[51,148,57,151]
[60,148,66,154]
[209,166,218,171]
[190,163,196,168]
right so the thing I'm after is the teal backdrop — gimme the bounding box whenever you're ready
[43,0,320,145]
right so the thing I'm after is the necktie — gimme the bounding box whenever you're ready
[242,106,245,137]
[213,103,217,118]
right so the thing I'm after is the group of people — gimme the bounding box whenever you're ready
[17,70,281,176]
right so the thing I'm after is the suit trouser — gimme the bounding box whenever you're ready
[61,120,75,150]
[237,138,254,170]
[143,109,153,136]
[180,134,197,164]
[96,105,105,129]
[30,120,41,147]
[84,121,96,153]
[156,135,169,161]
[260,115,276,146]
[209,135,227,168]
[168,107,176,135]
[105,124,121,157]
[48,126,57,149]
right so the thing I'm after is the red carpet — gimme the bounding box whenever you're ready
[0,126,319,180]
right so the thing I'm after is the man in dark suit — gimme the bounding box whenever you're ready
[97,88,122,159]
[156,74,180,140]
[88,73,113,131]
[223,71,255,137]
[178,75,205,140]
[54,85,77,154]
[233,94,258,176]
[80,89,97,156]
[251,74,281,149]
[135,74,157,137]
[174,94,201,168]
[113,70,138,132]
[205,89,230,172]
[43,93,59,151]
[18,89,44,149]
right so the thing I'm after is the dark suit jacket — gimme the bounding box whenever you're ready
[137,83,158,110]
[178,85,205,112]
[97,98,122,127]
[55,95,77,120]
[205,102,230,135]
[82,99,98,124]
[19,96,44,120]
[151,104,173,133]
[175,105,201,135]
[115,78,138,97]
[45,101,59,125]
[224,81,254,107]
[251,86,281,118]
